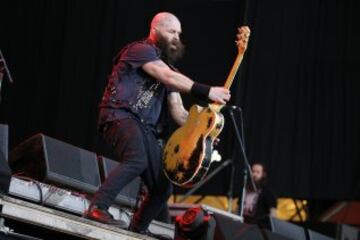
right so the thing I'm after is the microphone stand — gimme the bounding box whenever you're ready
[0,49,14,103]
[0,64,4,103]
[226,106,256,221]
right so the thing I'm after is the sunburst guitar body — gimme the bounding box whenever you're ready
[163,105,224,187]
[163,26,251,187]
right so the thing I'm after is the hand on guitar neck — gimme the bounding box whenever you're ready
[208,87,231,105]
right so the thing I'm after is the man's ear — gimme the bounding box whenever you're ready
[152,27,159,33]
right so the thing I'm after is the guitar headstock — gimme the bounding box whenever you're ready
[236,26,251,54]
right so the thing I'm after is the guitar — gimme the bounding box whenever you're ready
[163,26,251,187]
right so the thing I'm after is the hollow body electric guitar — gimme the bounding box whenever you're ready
[163,26,251,188]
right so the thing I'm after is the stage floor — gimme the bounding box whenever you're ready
[0,195,174,240]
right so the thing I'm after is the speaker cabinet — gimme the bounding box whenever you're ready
[259,216,307,240]
[98,156,141,208]
[308,229,334,240]
[0,124,8,162]
[212,212,264,240]
[261,229,292,240]
[8,133,101,194]
[338,224,360,240]
[0,124,11,194]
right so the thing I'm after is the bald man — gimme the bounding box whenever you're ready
[86,12,245,234]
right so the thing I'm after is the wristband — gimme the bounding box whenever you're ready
[190,82,211,100]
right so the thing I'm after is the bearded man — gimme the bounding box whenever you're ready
[238,163,277,223]
[86,12,243,234]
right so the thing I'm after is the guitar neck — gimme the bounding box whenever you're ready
[209,50,245,113]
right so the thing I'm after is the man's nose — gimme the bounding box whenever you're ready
[173,33,180,41]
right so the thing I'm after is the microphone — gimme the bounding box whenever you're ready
[223,105,242,111]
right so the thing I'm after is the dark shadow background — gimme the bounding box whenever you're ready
[0,0,359,209]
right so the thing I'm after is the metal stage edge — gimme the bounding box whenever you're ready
[0,195,174,240]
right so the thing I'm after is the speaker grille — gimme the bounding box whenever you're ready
[9,133,101,194]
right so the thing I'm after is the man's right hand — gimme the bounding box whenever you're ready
[209,87,231,104]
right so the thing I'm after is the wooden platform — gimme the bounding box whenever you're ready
[0,195,174,240]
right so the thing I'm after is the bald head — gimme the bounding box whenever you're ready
[148,12,182,42]
[150,12,181,31]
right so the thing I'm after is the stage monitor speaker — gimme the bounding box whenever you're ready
[261,229,292,240]
[8,133,101,194]
[308,229,335,240]
[209,208,264,240]
[0,124,11,194]
[99,156,141,208]
[0,124,8,162]
[259,216,307,240]
[338,224,360,240]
